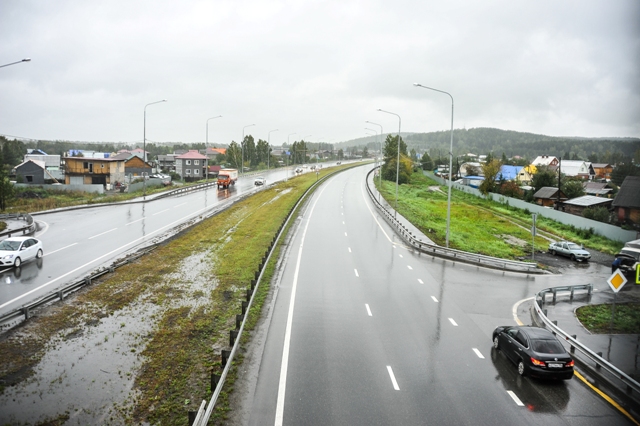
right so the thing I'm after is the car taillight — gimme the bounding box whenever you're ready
[531,357,545,367]
[566,360,574,367]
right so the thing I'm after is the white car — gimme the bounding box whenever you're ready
[0,237,44,268]
[254,177,266,186]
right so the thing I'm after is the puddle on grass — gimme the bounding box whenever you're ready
[0,249,218,425]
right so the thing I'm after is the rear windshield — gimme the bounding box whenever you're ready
[532,339,565,354]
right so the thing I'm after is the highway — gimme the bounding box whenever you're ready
[0,167,298,317]
[246,165,632,425]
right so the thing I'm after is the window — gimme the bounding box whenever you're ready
[186,169,191,175]
[186,160,191,165]
[515,331,529,348]
[194,169,199,175]
[26,175,33,183]
[83,162,89,169]
[194,160,199,165]
[101,164,105,168]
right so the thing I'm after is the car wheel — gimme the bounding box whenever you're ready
[570,254,576,261]
[550,250,556,255]
[517,360,526,376]
[14,257,21,268]
[493,336,500,350]
[36,249,43,259]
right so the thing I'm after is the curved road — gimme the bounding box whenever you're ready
[246,165,631,425]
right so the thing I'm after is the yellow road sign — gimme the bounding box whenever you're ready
[608,270,628,293]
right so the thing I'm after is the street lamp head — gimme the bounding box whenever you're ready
[413,83,421,87]
[22,58,31,62]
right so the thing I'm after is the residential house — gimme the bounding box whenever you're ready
[583,181,612,197]
[517,164,536,184]
[203,147,226,163]
[64,156,125,186]
[14,160,48,184]
[592,163,613,181]
[561,195,613,217]
[497,165,523,181]
[23,151,64,182]
[67,150,111,159]
[157,154,177,172]
[175,150,208,181]
[110,152,152,178]
[559,160,595,180]
[531,155,559,168]
[459,162,482,177]
[533,186,568,207]
[611,176,640,228]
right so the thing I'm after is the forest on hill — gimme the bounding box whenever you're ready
[339,127,640,164]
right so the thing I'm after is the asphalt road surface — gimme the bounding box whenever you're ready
[245,165,632,425]
[0,165,325,317]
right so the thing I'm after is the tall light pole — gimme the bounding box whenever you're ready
[377,109,401,217]
[287,132,296,180]
[0,58,31,69]
[267,129,279,171]
[143,99,167,200]
[414,83,454,248]
[242,124,255,174]
[206,115,222,181]
[365,120,384,191]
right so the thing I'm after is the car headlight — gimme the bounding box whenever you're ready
[3,255,14,260]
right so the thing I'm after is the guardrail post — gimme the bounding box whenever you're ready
[552,289,557,303]
[543,309,547,317]
[587,283,593,296]
[570,335,576,353]
[241,301,248,315]
[236,314,243,330]
[58,290,64,301]
[552,320,557,326]
[251,280,256,291]
[211,372,220,392]
[221,350,231,368]
[22,307,29,320]
[188,411,197,425]
[246,289,252,301]
[230,330,238,346]
[596,352,603,370]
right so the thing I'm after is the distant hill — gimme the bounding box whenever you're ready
[337,128,640,163]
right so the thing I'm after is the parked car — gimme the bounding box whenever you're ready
[548,241,591,262]
[0,237,44,268]
[492,325,574,380]
[254,176,266,186]
[295,167,303,173]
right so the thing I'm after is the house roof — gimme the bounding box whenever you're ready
[498,165,523,180]
[206,147,226,155]
[15,159,45,170]
[176,150,207,160]
[612,176,640,209]
[592,163,611,169]
[583,181,612,196]
[532,156,558,166]
[533,186,567,200]
[563,195,613,207]
[110,152,135,161]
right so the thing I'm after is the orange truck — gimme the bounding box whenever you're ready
[217,168,238,189]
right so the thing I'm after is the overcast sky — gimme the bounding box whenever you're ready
[1,0,639,147]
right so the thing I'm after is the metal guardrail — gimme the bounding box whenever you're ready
[364,168,542,274]
[0,213,36,239]
[0,248,153,329]
[192,170,339,425]
[533,284,640,398]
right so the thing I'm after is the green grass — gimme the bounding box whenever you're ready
[576,303,640,334]
[376,172,624,258]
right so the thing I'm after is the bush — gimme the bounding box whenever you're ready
[583,206,611,223]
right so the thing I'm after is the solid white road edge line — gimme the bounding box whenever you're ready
[507,390,524,406]
[366,304,372,316]
[274,183,328,426]
[472,348,485,359]
[449,318,458,326]
[387,366,400,390]
[87,228,118,240]
[512,297,534,326]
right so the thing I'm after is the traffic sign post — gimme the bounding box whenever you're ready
[607,270,628,333]
[531,213,537,262]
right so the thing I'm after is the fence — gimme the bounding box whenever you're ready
[426,172,638,243]
[0,213,36,239]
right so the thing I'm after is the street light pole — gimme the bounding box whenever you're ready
[377,109,401,217]
[414,83,455,248]
[143,99,167,200]
[0,58,31,69]
[287,132,296,180]
[268,129,279,171]
[242,124,255,174]
[365,120,384,189]
[206,115,222,181]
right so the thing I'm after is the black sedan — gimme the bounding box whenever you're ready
[492,325,574,380]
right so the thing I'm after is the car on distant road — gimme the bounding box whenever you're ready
[548,241,591,262]
[0,237,44,268]
[254,176,266,186]
[492,325,574,380]
[295,167,303,173]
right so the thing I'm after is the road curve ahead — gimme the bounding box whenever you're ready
[247,165,632,425]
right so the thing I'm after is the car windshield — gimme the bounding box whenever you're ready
[567,243,581,250]
[532,339,565,354]
[0,240,21,251]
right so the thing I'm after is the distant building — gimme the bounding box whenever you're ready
[583,181,612,197]
[531,155,559,168]
[175,150,208,181]
[559,160,594,180]
[533,186,568,208]
[612,176,640,228]
[497,165,523,181]
[110,152,152,178]
[562,195,613,217]
[592,163,613,181]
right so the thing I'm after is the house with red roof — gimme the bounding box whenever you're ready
[175,150,208,181]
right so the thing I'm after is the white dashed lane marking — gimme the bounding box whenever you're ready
[448,318,458,326]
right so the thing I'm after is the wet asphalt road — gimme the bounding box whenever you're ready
[246,165,632,425]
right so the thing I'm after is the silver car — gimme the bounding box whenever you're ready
[0,237,44,268]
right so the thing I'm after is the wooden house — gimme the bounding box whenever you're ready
[64,157,125,186]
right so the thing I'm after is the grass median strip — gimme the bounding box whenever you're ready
[576,303,640,334]
[0,165,353,425]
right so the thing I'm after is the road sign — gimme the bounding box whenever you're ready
[608,269,628,293]
[636,264,640,284]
